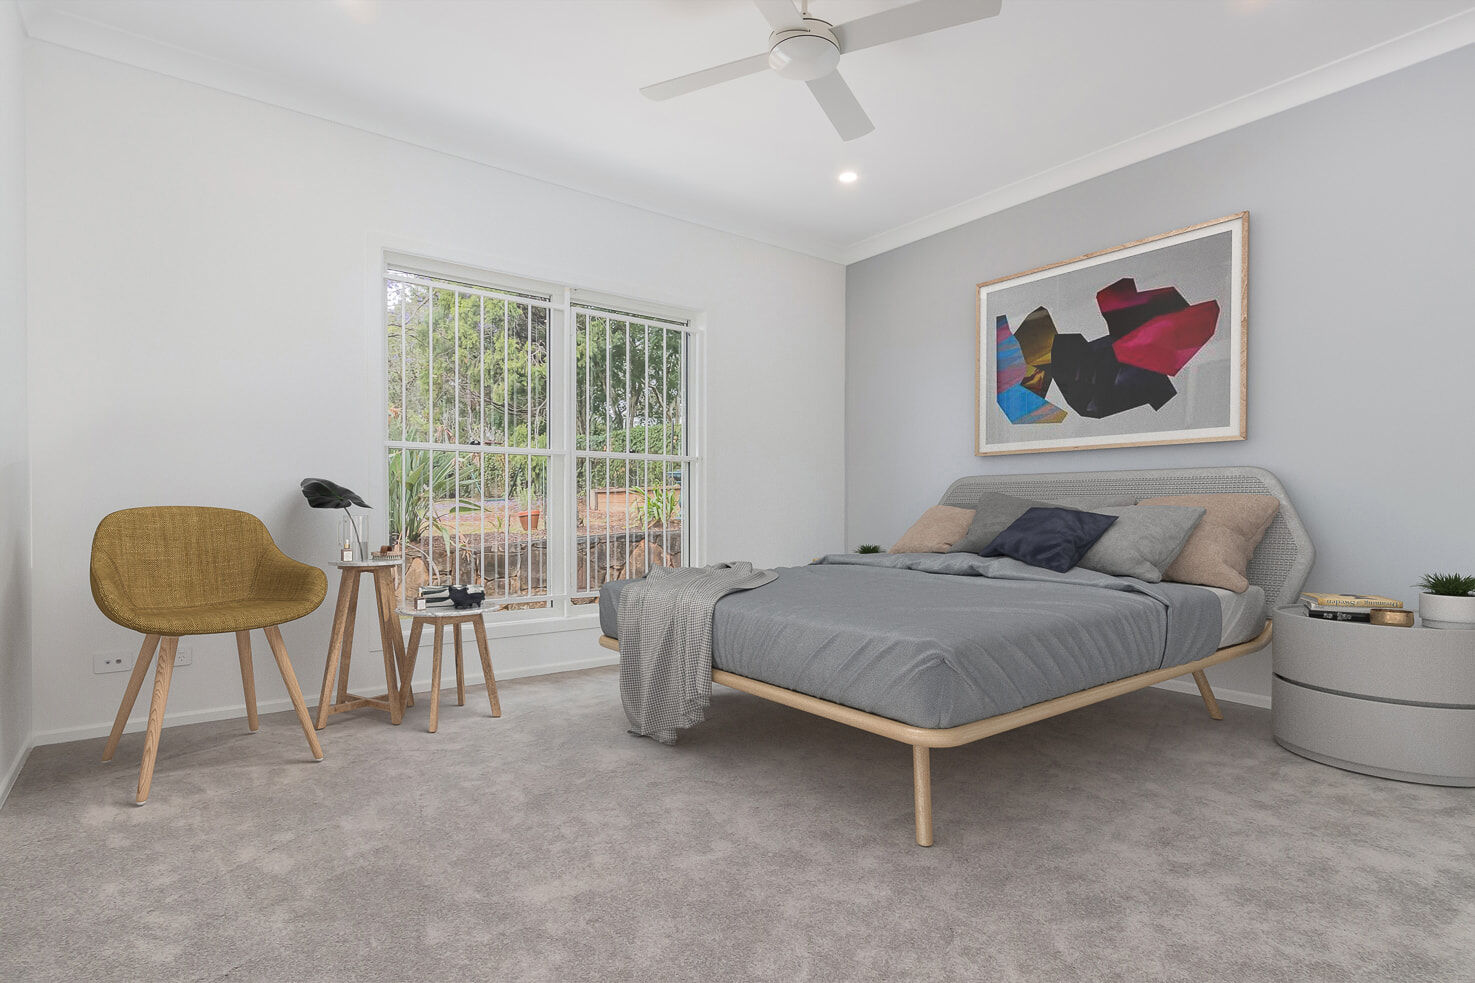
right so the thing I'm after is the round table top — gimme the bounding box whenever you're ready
[333,556,403,568]
[397,605,490,619]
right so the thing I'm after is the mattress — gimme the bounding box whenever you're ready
[1204,584,1266,646]
[599,553,1229,729]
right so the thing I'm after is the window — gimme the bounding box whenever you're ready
[384,261,697,621]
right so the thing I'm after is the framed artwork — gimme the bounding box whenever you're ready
[976,212,1247,456]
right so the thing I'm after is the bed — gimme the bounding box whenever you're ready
[597,466,1314,846]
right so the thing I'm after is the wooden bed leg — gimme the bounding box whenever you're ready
[912,745,934,847]
[1191,670,1224,721]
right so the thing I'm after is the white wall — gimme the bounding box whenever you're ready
[0,1,33,800]
[25,42,846,743]
[845,46,1475,707]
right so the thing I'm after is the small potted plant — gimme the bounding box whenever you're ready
[854,544,883,554]
[1416,572,1475,629]
[515,487,542,532]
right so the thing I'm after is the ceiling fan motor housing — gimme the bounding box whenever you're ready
[767,18,841,81]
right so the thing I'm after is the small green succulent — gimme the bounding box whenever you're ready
[1416,572,1475,597]
[854,544,883,554]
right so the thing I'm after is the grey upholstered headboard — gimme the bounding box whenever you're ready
[938,466,1315,610]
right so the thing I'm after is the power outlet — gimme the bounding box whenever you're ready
[93,645,193,674]
[93,651,131,673]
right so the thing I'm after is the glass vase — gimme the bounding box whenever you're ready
[337,514,369,563]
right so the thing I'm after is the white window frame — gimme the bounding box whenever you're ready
[378,250,704,633]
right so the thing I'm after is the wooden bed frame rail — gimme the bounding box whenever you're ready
[598,622,1272,846]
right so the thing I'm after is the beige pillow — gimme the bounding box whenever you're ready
[890,505,976,554]
[1137,494,1280,592]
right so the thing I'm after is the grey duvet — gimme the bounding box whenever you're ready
[599,552,1223,729]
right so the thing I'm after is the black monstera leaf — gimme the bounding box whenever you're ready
[299,478,371,510]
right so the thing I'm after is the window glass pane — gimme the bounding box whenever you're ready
[399,283,431,443]
[530,306,549,450]
[386,281,405,443]
[429,288,458,444]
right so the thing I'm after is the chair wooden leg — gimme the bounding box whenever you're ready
[454,627,466,706]
[264,625,324,760]
[400,619,424,709]
[428,624,444,733]
[136,637,179,804]
[103,634,160,763]
[1191,670,1224,721]
[913,745,934,848]
[315,567,357,729]
[471,618,501,718]
[236,631,259,732]
[336,574,362,704]
[371,568,405,725]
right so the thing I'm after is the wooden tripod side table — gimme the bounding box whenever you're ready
[397,607,502,733]
[315,557,407,728]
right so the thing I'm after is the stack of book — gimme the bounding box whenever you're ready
[413,584,487,611]
[415,585,453,610]
[1300,591,1403,622]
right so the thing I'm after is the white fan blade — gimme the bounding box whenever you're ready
[641,52,771,101]
[806,70,875,141]
[833,0,1002,53]
[753,0,803,31]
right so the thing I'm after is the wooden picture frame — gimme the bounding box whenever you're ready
[976,213,1248,456]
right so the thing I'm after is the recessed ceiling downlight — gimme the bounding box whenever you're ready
[838,171,858,184]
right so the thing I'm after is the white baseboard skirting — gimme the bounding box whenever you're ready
[31,651,620,748]
[1152,678,1271,711]
[1,737,35,810]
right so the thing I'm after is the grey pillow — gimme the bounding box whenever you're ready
[1076,505,1207,582]
[948,492,1065,555]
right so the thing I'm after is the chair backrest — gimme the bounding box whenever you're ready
[91,506,277,612]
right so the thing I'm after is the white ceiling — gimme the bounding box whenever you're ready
[18,0,1475,262]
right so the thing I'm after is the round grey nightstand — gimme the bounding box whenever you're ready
[1271,606,1475,786]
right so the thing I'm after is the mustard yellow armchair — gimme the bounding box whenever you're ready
[90,506,328,804]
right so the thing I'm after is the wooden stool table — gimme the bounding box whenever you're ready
[397,607,502,733]
[315,558,407,728]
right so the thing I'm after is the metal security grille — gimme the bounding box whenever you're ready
[384,266,697,618]
[572,307,694,603]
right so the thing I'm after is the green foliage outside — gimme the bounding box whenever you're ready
[387,279,687,512]
[387,281,686,457]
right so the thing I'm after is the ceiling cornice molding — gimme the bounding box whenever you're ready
[840,9,1475,265]
[18,2,1475,269]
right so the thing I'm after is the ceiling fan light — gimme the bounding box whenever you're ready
[768,33,841,81]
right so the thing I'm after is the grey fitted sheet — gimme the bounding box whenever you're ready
[599,553,1223,729]
[1203,584,1266,646]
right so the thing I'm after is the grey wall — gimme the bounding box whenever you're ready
[1,1,33,801]
[845,45,1475,704]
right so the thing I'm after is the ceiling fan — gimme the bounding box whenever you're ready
[641,0,1003,142]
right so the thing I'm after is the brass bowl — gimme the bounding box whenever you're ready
[1370,608,1415,628]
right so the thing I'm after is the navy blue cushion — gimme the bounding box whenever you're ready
[982,507,1119,573]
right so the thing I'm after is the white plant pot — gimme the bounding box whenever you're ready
[1418,592,1475,629]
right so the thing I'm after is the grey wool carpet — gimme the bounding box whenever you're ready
[2,666,1472,983]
